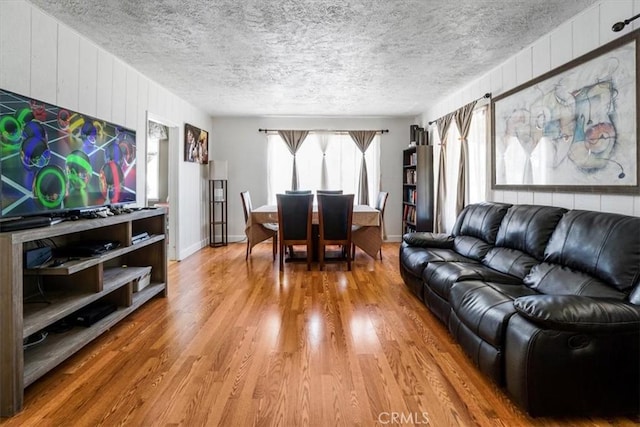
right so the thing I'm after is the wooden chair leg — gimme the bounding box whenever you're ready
[272,234,277,261]
[279,241,284,271]
[378,247,383,260]
[307,243,312,271]
[245,241,249,260]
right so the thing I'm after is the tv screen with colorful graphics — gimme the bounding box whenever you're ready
[0,88,137,219]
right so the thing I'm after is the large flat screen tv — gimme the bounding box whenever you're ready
[0,88,137,219]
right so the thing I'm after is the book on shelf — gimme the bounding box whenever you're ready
[405,169,416,184]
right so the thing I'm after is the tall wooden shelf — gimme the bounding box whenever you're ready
[0,209,167,417]
[402,145,434,234]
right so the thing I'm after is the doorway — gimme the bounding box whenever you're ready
[146,113,179,260]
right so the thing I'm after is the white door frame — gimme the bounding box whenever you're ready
[146,111,179,261]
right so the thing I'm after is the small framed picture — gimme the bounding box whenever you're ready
[184,123,209,164]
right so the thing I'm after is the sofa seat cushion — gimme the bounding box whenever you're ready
[523,263,626,299]
[483,247,539,280]
[453,236,494,261]
[449,280,537,347]
[423,262,522,301]
[400,244,476,278]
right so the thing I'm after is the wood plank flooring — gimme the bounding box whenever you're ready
[3,242,638,426]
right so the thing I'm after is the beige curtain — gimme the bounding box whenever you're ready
[435,114,453,233]
[454,100,477,216]
[278,130,309,190]
[349,131,377,205]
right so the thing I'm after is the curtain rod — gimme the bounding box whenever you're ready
[427,93,491,126]
[258,128,389,134]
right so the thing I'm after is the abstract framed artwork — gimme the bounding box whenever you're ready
[491,29,639,193]
[184,123,208,164]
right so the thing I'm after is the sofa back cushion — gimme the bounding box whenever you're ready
[495,205,567,259]
[544,210,640,292]
[483,248,538,279]
[452,202,511,260]
[452,202,511,242]
[481,205,567,279]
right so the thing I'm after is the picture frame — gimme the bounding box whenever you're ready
[491,29,639,194]
[184,123,209,164]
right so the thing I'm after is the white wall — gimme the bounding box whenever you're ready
[0,0,214,260]
[418,0,640,217]
[210,116,413,242]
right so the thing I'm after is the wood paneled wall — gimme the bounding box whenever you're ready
[0,0,215,260]
[420,0,640,216]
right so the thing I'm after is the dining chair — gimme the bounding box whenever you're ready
[352,191,388,260]
[316,190,343,195]
[317,193,354,271]
[285,190,312,194]
[240,191,278,261]
[276,193,314,271]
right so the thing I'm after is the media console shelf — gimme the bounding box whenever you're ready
[0,209,167,417]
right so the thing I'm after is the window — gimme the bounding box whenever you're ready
[267,133,380,205]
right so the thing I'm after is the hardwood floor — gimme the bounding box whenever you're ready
[3,243,638,426]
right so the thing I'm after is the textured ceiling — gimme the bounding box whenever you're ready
[29,0,598,117]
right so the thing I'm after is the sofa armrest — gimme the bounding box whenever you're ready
[402,232,454,249]
[513,295,640,332]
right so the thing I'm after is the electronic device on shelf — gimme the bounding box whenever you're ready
[109,205,133,215]
[0,216,53,232]
[131,231,150,244]
[23,331,48,350]
[54,240,120,257]
[24,246,53,268]
[0,88,137,223]
[72,301,117,327]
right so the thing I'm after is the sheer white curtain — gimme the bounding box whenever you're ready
[443,125,461,233]
[267,133,380,205]
[468,106,488,204]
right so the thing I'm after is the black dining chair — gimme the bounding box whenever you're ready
[240,191,278,261]
[285,190,312,194]
[317,193,354,270]
[316,190,343,195]
[276,193,314,271]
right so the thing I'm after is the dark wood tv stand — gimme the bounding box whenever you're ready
[0,209,167,417]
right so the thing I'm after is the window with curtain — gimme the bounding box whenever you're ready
[434,106,488,232]
[267,133,380,205]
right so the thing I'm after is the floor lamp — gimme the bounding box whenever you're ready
[209,160,228,247]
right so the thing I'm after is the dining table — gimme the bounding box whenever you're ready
[248,204,383,259]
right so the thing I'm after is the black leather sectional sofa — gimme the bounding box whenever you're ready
[399,202,640,417]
